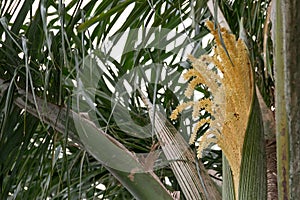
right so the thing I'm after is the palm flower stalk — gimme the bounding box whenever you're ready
[170,21,266,199]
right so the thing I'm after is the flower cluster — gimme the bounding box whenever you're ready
[170,21,253,197]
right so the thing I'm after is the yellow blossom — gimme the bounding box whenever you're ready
[170,21,253,197]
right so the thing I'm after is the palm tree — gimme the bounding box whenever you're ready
[0,0,299,199]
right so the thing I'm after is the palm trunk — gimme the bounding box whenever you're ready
[275,0,300,198]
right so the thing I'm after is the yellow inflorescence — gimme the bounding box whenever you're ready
[170,21,253,197]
